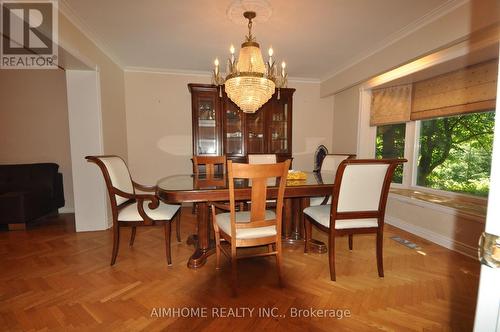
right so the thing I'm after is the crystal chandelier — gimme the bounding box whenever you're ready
[212,11,288,113]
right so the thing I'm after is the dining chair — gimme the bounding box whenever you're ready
[192,155,228,214]
[86,155,181,266]
[309,154,355,206]
[211,159,290,295]
[248,154,278,206]
[248,154,277,164]
[303,158,407,281]
[192,155,226,175]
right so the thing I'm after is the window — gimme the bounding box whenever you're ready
[416,111,495,197]
[375,123,405,183]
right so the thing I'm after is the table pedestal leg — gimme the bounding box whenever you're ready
[283,197,327,253]
[187,202,215,269]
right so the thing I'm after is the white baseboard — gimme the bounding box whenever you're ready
[385,215,478,259]
[59,207,75,214]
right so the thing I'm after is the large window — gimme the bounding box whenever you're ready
[416,111,495,197]
[376,123,405,183]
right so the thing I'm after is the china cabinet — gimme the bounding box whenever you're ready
[189,83,295,162]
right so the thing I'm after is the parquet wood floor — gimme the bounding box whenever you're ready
[0,208,480,331]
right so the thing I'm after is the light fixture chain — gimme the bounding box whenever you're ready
[247,17,253,41]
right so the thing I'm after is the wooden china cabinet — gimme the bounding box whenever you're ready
[189,83,295,163]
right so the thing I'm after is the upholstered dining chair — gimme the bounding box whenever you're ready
[86,155,181,266]
[303,158,407,281]
[248,154,278,206]
[248,154,277,164]
[211,159,290,295]
[309,154,356,206]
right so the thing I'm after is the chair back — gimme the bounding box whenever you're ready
[248,154,277,164]
[227,160,290,239]
[86,155,134,206]
[192,155,226,175]
[320,154,355,173]
[331,159,406,221]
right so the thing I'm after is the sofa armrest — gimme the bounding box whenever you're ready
[53,172,65,209]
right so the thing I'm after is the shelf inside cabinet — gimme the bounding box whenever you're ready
[199,119,216,127]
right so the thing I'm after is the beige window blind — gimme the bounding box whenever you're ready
[411,59,498,120]
[370,84,412,126]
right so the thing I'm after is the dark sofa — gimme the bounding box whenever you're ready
[0,163,64,229]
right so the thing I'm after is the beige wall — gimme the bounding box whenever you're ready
[58,13,128,159]
[124,71,209,183]
[0,69,74,211]
[287,81,334,170]
[331,84,360,154]
[124,71,334,183]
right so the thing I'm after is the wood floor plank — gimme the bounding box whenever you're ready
[0,208,480,331]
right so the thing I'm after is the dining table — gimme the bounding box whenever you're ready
[156,171,336,269]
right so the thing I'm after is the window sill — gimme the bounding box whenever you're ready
[389,188,487,222]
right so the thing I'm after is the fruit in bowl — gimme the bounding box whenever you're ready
[287,170,307,180]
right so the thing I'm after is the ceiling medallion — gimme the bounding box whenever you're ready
[212,10,287,113]
[226,0,273,25]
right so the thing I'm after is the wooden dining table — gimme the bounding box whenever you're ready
[156,171,336,269]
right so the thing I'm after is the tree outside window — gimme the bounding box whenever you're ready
[376,123,406,183]
[416,111,495,197]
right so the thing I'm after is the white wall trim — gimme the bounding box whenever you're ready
[386,215,478,259]
[389,194,485,224]
[59,207,75,214]
[59,0,124,69]
[320,0,470,82]
[124,66,320,83]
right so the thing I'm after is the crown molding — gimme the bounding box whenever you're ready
[124,66,212,77]
[320,0,470,82]
[124,66,320,83]
[288,77,321,84]
[58,0,124,69]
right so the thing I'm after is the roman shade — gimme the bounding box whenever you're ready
[411,59,498,120]
[370,84,412,126]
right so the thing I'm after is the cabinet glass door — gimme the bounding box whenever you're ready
[196,98,218,155]
[269,101,289,153]
[246,110,265,154]
[224,102,244,156]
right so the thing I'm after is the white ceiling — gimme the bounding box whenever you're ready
[62,0,456,80]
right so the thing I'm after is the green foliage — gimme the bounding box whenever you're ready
[376,123,406,183]
[417,111,494,196]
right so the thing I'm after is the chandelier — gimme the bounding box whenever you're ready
[212,11,287,113]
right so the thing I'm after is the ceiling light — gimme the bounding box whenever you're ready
[212,11,287,113]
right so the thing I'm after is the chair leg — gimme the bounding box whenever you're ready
[275,241,284,288]
[214,230,221,270]
[348,234,353,250]
[376,229,384,277]
[304,216,312,253]
[211,207,222,270]
[268,244,274,252]
[215,243,221,270]
[164,222,172,266]
[111,225,120,266]
[230,254,238,296]
[175,210,181,242]
[328,232,336,281]
[129,226,137,247]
